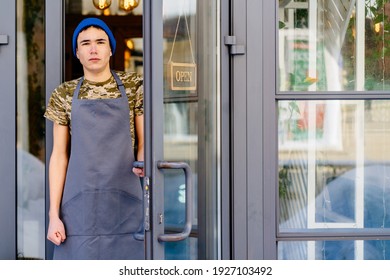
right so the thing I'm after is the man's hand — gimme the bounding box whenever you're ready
[47,216,66,246]
[132,167,144,177]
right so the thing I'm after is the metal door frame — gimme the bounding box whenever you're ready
[262,0,277,259]
[143,0,233,259]
[220,0,232,261]
[44,0,172,260]
[44,0,234,260]
[0,0,16,260]
[229,0,277,259]
[143,0,165,260]
[45,0,63,260]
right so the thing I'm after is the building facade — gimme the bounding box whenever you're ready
[1,0,390,260]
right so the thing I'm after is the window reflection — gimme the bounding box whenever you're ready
[279,240,390,260]
[278,0,390,91]
[16,0,45,259]
[279,100,390,233]
[163,0,199,260]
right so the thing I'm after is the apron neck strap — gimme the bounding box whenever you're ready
[74,70,127,98]
[111,70,127,98]
[74,77,84,99]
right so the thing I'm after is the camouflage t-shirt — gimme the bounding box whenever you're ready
[44,71,143,149]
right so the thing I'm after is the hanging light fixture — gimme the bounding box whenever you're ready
[126,39,135,50]
[92,0,112,10]
[119,0,140,12]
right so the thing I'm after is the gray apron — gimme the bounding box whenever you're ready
[53,71,144,260]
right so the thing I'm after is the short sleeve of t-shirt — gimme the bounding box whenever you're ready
[135,84,143,116]
[44,82,73,126]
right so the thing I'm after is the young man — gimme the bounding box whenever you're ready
[45,17,144,259]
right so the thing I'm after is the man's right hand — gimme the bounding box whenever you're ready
[47,216,66,246]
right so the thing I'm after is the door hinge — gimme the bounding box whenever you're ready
[0,35,8,45]
[224,35,245,55]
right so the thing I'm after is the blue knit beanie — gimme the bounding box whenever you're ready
[72,17,116,56]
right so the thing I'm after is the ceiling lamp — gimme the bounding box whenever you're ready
[92,0,112,10]
[126,39,135,50]
[119,0,140,12]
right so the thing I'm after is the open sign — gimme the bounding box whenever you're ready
[168,62,197,91]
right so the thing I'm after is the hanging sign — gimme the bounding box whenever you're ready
[167,12,197,91]
[168,62,197,91]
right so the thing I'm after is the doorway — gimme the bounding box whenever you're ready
[44,0,224,260]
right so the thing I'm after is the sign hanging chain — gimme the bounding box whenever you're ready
[168,10,196,64]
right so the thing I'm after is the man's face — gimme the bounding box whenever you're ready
[76,26,112,75]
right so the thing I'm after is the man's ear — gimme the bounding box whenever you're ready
[76,49,79,59]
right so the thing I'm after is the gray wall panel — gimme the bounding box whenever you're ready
[231,0,248,260]
[246,0,264,260]
[231,0,278,260]
[0,0,16,260]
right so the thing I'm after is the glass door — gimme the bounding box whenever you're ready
[144,0,222,259]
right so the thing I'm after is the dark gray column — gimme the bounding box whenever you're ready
[230,0,275,259]
[0,0,16,260]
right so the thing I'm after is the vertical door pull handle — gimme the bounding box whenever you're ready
[157,161,193,242]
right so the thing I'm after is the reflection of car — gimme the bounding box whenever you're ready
[279,164,390,260]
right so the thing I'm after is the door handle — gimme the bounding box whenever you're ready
[156,161,193,242]
[0,35,8,45]
[132,160,194,242]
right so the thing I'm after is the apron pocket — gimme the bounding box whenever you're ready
[62,189,142,236]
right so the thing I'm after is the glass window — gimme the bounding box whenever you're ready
[278,0,390,91]
[16,0,46,259]
[279,100,390,233]
[277,0,390,260]
[278,240,390,260]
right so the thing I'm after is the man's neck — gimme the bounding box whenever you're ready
[83,68,112,82]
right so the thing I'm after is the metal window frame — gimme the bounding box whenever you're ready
[0,0,16,260]
[275,0,390,259]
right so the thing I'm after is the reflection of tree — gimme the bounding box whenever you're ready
[344,1,390,90]
[24,0,45,161]
[278,101,300,198]
[364,2,388,89]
